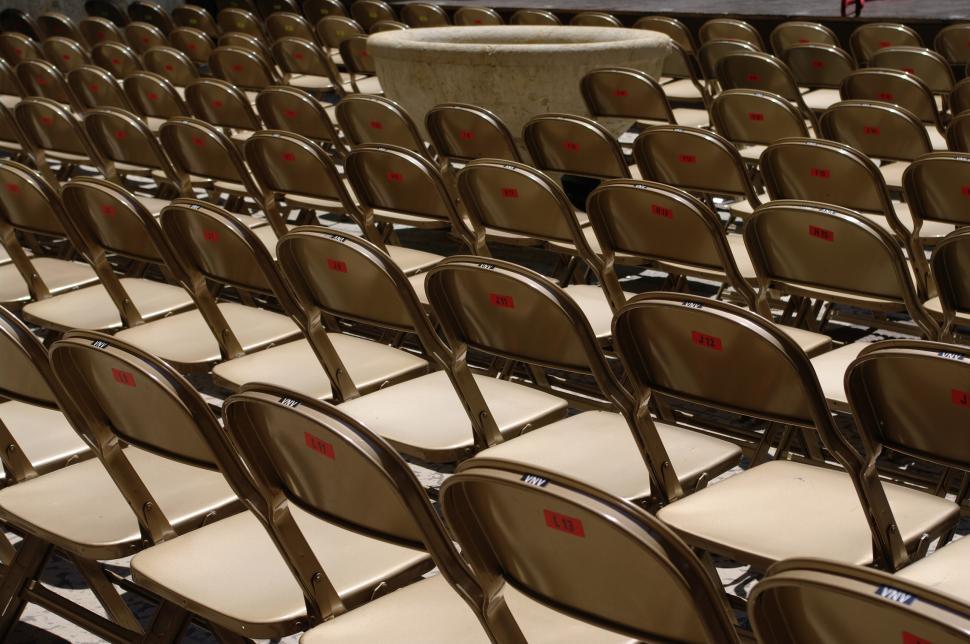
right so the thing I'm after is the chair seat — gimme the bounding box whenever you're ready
[211,335,429,399]
[809,341,868,412]
[738,144,766,162]
[928,126,947,151]
[860,201,955,242]
[663,78,703,102]
[897,536,970,603]
[114,302,300,368]
[133,195,171,215]
[0,401,89,477]
[801,88,841,111]
[561,284,631,340]
[21,277,194,332]
[671,107,710,128]
[0,258,98,306]
[777,324,832,356]
[146,116,165,132]
[386,245,442,274]
[460,410,741,501]
[300,573,637,644]
[924,296,970,324]
[0,94,20,109]
[879,161,908,191]
[338,370,568,462]
[726,194,765,220]
[131,504,432,638]
[0,446,237,560]
[346,75,383,95]
[657,459,959,569]
[285,73,335,91]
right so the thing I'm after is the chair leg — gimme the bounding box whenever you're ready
[69,554,144,635]
[0,535,52,638]
[0,532,16,566]
[142,599,190,644]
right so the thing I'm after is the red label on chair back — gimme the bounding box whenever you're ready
[369,120,383,129]
[193,137,205,147]
[614,88,629,97]
[563,141,580,152]
[748,112,765,121]
[361,50,369,57]
[489,293,515,308]
[811,59,825,69]
[878,40,891,48]
[473,19,482,24]
[808,224,834,241]
[901,632,932,644]
[40,116,53,125]
[798,38,810,43]
[100,204,116,217]
[203,229,219,242]
[501,187,518,198]
[211,99,223,108]
[386,171,403,183]
[459,130,474,140]
[293,52,304,60]
[164,63,173,71]
[543,509,585,537]
[147,91,159,101]
[304,432,335,458]
[111,368,136,387]
[283,109,297,119]
[746,73,761,81]
[951,389,970,407]
[877,91,894,101]
[282,151,296,162]
[327,258,347,272]
[188,43,197,50]
[4,184,19,194]
[89,83,100,92]
[231,64,243,72]
[35,77,46,86]
[143,37,151,44]
[97,32,105,40]
[112,58,121,65]
[810,167,830,178]
[678,154,697,164]
[863,126,880,135]
[62,54,71,60]
[114,130,126,139]
[651,203,673,218]
[691,331,723,350]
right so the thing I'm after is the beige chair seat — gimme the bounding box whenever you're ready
[461,410,741,501]
[657,232,756,281]
[0,401,89,476]
[114,302,300,367]
[338,370,568,461]
[0,94,20,109]
[562,284,632,340]
[927,126,947,151]
[924,296,970,324]
[372,208,450,230]
[21,277,194,332]
[345,75,383,95]
[0,446,236,560]
[726,194,766,220]
[860,201,954,242]
[739,144,766,162]
[212,335,428,399]
[131,504,431,638]
[133,195,172,215]
[663,78,703,102]
[657,459,959,569]
[0,139,22,152]
[300,572,636,644]
[809,341,869,412]
[778,324,832,357]
[801,88,841,111]
[671,107,711,128]
[0,257,98,305]
[879,161,908,190]
[897,536,970,602]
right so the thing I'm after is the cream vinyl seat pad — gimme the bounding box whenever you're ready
[897,536,970,603]
[0,258,98,305]
[0,401,89,476]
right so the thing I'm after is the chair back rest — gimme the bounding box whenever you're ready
[424,102,520,163]
[699,18,764,49]
[123,71,189,118]
[453,6,503,26]
[932,229,970,327]
[209,45,279,90]
[581,67,673,123]
[15,96,98,160]
[143,46,199,86]
[170,26,214,63]
[159,116,253,186]
[850,22,923,64]
[401,3,449,28]
[523,113,629,180]
[184,77,261,130]
[904,153,970,227]
[819,100,931,162]
[255,86,343,149]
[172,6,219,37]
[315,16,362,50]
[125,21,168,55]
[784,44,855,89]
[711,88,808,146]
[934,24,970,65]
[350,0,396,30]
[91,41,143,78]
[716,51,800,102]
[41,37,91,74]
[335,94,427,157]
[841,68,940,124]
[67,65,131,110]
[770,20,839,54]
[570,12,622,28]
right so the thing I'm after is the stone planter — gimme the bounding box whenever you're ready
[367,26,672,141]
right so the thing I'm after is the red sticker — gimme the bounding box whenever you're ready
[62,54,71,60]
[651,203,673,218]
[473,18,482,24]
[5,184,19,194]
[35,77,46,86]
[489,293,515,308]
[89,83,100,92]
[810,167,830,178]
[878,91,894,101]
[811,59,825,69]
[304,431,335,458]
[863,125,880,135]
[746,73,761,81]
[459,129,474,140]
[748,112,765,121]
[902,632,932,644]
[40,116,53,125]
[808,224,834,241]
[164,63,173,71]
[563,140,580,152]
[369,120,383,129]
[100,204,116,217]
[283,109,297,118]
[112,58,121,65]
[203,229,219,242]
[293,52,304,60]
[111,368,136,387]
[879,40,891,48]
[543,509,585,537]
[193,137,205,147]
[678,154,697,164]
[143,37,151,44]
[231,63,243,71]
[691,331,723,351]
[386,171,403,183]
[211,99,223,108]
[501,187,518,198]
[327,258,347,272]
[951,388,970,407]
[360,50,369,57]
[147,91,159,101]
[188,43,197,50]
[282,151,296,162]
[798,38,809,43]
[97,32,105,40]
[614,88,628,97]
[114,130,127,139]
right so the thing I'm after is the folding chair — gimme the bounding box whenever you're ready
[79,15,126,48]
[769,20,839,55]
[84,0,130,28]
[124,20,168,55]
[425,102,522,168]
[255,86,347,158]
[581,67,710,128]
[633,15,696,53]
[453,6,503,26]
[66,65,133,111]
[523,113,638,183]
[272,37,348,95]
[316,15,363,67]
[350,0,396,31]
[172,5,219,37]
[209,45,281,97]
[170,26,215,65]
[21,177,194,332]
[935,23,970,67]
[784,43,855,112]
[569,12,622,28]
[0,59,23,111]
[369,20,409,34]
[870,46,956,106]
[0,9,39,41]
[128,0,175,35]
[122,71,191,131]
[716,51,820,132]
[217,7,266,39]
[711,88,809,162]
[184,77,262,145]
[750,558,970,643]
[304,0,348,23]
[336,94,434,161]
[697,38,759,91]
[143,45,199,89]
[842,68,948,150]
[850,22,923,65]
[699,18,765,50]
[91,41,144,78]
[819,99,932,191]
[633,124,764,222]
[14,59,80,112]
[951,77,970,115]
[37,12,84,43]
[509,9,561,26]
[744,200,940,412]
[0,160,99,307]
[265,11,317,42]
[337,35,383,94]
[0,33,41,68]
[14,97,106,184]
[217,0,259,14]
[41,37,91,74]
[401,3,450,28]
[0,327,238,642]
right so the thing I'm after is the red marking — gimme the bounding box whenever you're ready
[35,77,46,86]
[902,632,932,644]
[326,258,347,272]
[13,49,21,55]
[748,112,765,121]
[811,59,825,69]
[489,293,515,308]
[231,63,243,71]
[614,88,629,97]
[691,331,723,350]
[97,32,105,40]
[563,140,580,152]
[369,120,383,129]
[501,187,518,198]
[304,431,335,458]
[5,184,19,194]
[360,50,369,57]
[283,109,297,118]
[211,99,223,108]
[961,185,970,197]
[188,42,197,50]
[193,137,205,147]
[878,40,891,48]
[678,154,697,163]
[473,18,482,24]
[864,125,880,135]
[164,63,173,71]
[111,58,121,65]
[386,171,403,182]
[142,37,150,44]
[951,388,970,407]
[40,116,53,125]
[798,38,810,43]
[114,130,127,139]
[808,224,834,241]
[111,368,136,387]
[62,54,71,60]
[203,229,219,242]
[293,52,304,59]
[651,203,673,218]
[282,151,296,162]
[810,167,830,178]
[101,204,117,217]
[543,509,585,537]
[878,91,894,101]
[459,129,474,140]
[746,73,761,81]
[89,83,100,92]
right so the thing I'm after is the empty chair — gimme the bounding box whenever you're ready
[169,26,215,65]
[509,9,561,26]
[569,12,622,28]
[934,23,970,67]
[91,41,143,78]
[14,98,105,183]
[700,18,764,50]
[869,46,956,100]
[303,0,348,23]
[850,22,923,64]
[820,100,932,190]
[217,7,265,39]
[66,65,134,111]
[711,89,810,162]
[84,0,130,27]
[124,20,168,55]
[524,113,637,182]
[316,15,363,66]
[14,59,79,111]
[581,67,710,128]
[171,5,219,37]
[255,86,348,158]
[272,37,347,95]
[209,45,281,95]
[350,0,395,31]
[947,110,970,152]
[41,37,91,74]
[0,33,41,68]
[698,38,760,94]
[0,103,29,158]
[338,35,384,94]
[255,0,300,19]
[336,94,434,161]
[655,41,710,105]
[79,15,126,47]
[0,9,39,40]
[264,11,317,42]
[143,45,199,88]
[634,15,696,54]
[769,20,839,55]
[752,558,970,642]
[716,51,819,131]
[122,71,191,130]
[127,0,175,34]
[400,3,448,28]
[930,228,970,341]
[219,31,275,65]
[784,44,855,112]
[37,12,84,43]
[453,6,503,26]
[184,77,263,144]
[425,102,522,167]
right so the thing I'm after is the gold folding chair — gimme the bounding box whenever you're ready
[453,6,503,26]
[14,59,80,112]
[315,15,362,68]
[336,94,433,160]
[255,85,347,157]
[925,227,970,341]
[265,10,317,42]
[80,15,126,48]
[425,102,522,168]
[569,12,622,27]
[0,33,41,68]
[272,36,349,95]
[935,23,970,67]
[13,97,106,184]
[509,8,560,25]
[172,5,218,38]
[850,22,923,65]
[170,25,215,65]
[700,17,764,49]
[209,45,281,98]
[91,41,144,78]
[350,0,396,31]
[769,20,839,55]
[951,77,970,114]
[184,76,263,146]
[217,7,266,39]
[369,20,409,34]
[401,2,450,28]
[784,44,856,111]
[870,46,956,104]
[581,67,710,128]
[524,113,637,183]
[716,50,820,132]
[143,45,199,89]
[40,36,91,74]
[125,20,168,55]
[123,70,191,131]
[128,0,175,34]
[697,38,759,92]
[37,12,84,43]
[337,35,383,94]
[66,64,133,111]
[710,88,809,163]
